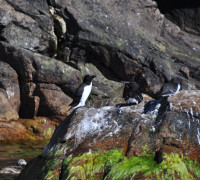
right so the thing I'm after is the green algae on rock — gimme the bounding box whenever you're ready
[60,149,124,180]
[18,149,200,180]
[106,152,200,180]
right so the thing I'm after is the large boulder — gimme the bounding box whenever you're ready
[0,42,81,119]
[0,0,56,55]
[18,90,200,179]
[34,83,71,119]
[0,61,20,121]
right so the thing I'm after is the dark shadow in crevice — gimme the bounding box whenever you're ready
[154,0,200,35]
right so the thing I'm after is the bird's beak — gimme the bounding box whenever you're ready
[91,75,96,78]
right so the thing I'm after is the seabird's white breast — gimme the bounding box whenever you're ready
[127,98,138,104]
[80,82,92,106]
[73,82,92,109]
[174,84,180,94]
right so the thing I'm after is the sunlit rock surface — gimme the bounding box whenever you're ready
[18,90,200,179]
[0,61,20,121]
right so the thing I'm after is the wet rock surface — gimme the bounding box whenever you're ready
[0,117,58,142]
[18,90,200,179]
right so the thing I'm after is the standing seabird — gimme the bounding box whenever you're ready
[143,77,182,114]
[143,77,182,132]
[68,74,96,110]
[116,81,143,108]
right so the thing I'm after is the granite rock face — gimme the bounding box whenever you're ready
[17,90,200,179]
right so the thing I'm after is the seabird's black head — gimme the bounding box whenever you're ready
[83,74,96,84]
[171,76,182,85]
[124,81,139,91]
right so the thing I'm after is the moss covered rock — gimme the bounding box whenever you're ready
[18,91,200,179]
[18,149,200,180]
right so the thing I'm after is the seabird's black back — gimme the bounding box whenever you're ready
[116,82,143,108]
[160,77,182,97]
[69,83,86,107]
[143,77,181,114]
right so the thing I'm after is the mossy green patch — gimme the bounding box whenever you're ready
[19,147,200,180]
[160,153,194,180]
[47,127,52,136]
[39,158,62,180]
[59,149,200,180]
[105,152,159,179]
[184,156,200,178]
[60,149,124,180]
[54,147,65,157]
[106,152,199,180]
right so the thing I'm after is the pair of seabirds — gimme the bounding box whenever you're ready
[68,75,143,111]
[69,74,181,117]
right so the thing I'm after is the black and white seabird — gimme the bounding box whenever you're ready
[143,77,182,132]
[116,81,143,108]
[160,77,181,97]
[68,74,96,110]
[143,77,182,114]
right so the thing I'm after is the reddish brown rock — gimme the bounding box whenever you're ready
[169,90,200,114]
[19,117,58,140]
[0,121,26,141]
[0,117,58,142]
[0,90,19,121]
[34,83,72,119]
[0,61,20,121]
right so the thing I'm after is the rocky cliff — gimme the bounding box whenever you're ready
[0,0,200,141]
[0,0,200,174]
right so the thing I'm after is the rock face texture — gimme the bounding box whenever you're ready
[0,0,56,55]
[18,90,200,179]
[0,61,20,121]
[155,0,200,35]
[0,0,200,142]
